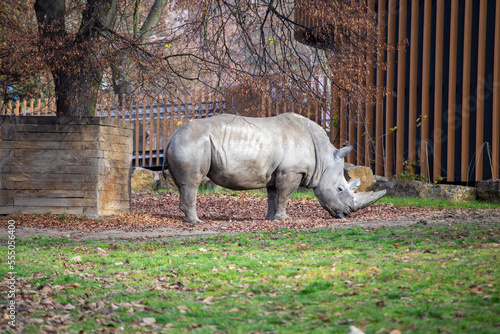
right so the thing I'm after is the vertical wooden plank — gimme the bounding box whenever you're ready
[260,93,266,118]
[50,97,56,115]
[167,96,172,148]
[36,99,41,115]
[433,0,445,182]
[267,93,272,117]
[149,97,154,168]
[348,104,356,164]
[314,78,320,125]
[142,99,147,168]
[475,0,488,181]
[385,0,397,178]
[340,97,348,147]
[135,96,140,168]
[447,0,459,182]
[14,100,20,116]
[461,0,473,182]
[331,85,340,147]
[396,0,408,175]
[493,0,500,179]
[196,90,202,118]
[374,0,385,175]
[420,0,431,180]
[116,94,120,119]
[184,92,189,121]
[322,76,328,130]
[365,0,375,168]
[357,104,364,165]
[408,0,419,171]
[156,100,161,167]
[29,99,34,116]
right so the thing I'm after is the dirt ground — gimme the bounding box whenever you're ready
[1,192,499,240]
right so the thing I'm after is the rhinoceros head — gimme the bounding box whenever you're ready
[313,146,386,218]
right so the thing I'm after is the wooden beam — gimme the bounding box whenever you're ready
[385,0,397,178]
[475,0,488,181]
[408,0,419,171]
[420,0,431,180]
[374,0,385,175]
[396,0,408,175]
[493,0,500,179]
[461,0,473,182]
[447,0,459,182]
[433,0,445,181]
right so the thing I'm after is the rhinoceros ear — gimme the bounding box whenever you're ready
[334,145,353,160]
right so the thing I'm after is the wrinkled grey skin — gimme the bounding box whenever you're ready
[163,113,386,223]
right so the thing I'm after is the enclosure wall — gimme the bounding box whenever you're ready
[0,117,133,216]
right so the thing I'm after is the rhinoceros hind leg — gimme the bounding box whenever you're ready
[266,174,302,220]
[265,186,278,220]
[179,186,202,224]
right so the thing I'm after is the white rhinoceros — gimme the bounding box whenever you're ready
[162,113,385,223]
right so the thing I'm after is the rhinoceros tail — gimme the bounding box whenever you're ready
[161,142,169,179]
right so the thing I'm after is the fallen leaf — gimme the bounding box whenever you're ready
[202,296,214,304]
[63,303,76,310]
[177,305,191,313]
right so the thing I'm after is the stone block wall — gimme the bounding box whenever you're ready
[0,116,133,216]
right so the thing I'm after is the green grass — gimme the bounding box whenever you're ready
[376,196,500,210]
[1,222,499,333]
[157,187,500,210]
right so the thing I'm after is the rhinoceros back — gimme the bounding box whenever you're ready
[165,113,325,190]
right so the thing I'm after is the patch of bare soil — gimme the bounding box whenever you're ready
[1,191,499,240]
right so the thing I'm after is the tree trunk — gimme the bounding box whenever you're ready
[34,0,116,117]
[53,70,102,117]
[111,53,133,104]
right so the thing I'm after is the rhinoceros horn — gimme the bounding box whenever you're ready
[352,190,387,211]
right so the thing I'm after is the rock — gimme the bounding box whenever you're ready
[374,175,389,182]
[477,179,500,203]
[374,180,477,202]
[344,165,375,192]
[425,184,477,202]
[374,180,423,198]
[131,167,155,192]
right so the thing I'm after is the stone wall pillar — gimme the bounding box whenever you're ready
[0,116,133,216]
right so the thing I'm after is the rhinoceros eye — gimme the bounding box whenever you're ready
[337,187,343,192]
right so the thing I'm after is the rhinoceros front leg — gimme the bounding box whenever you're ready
[179,186,202,224]
[266,174,302,220]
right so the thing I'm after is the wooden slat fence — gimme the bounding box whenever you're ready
[328,0,500,183]
[0,93,225,170]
